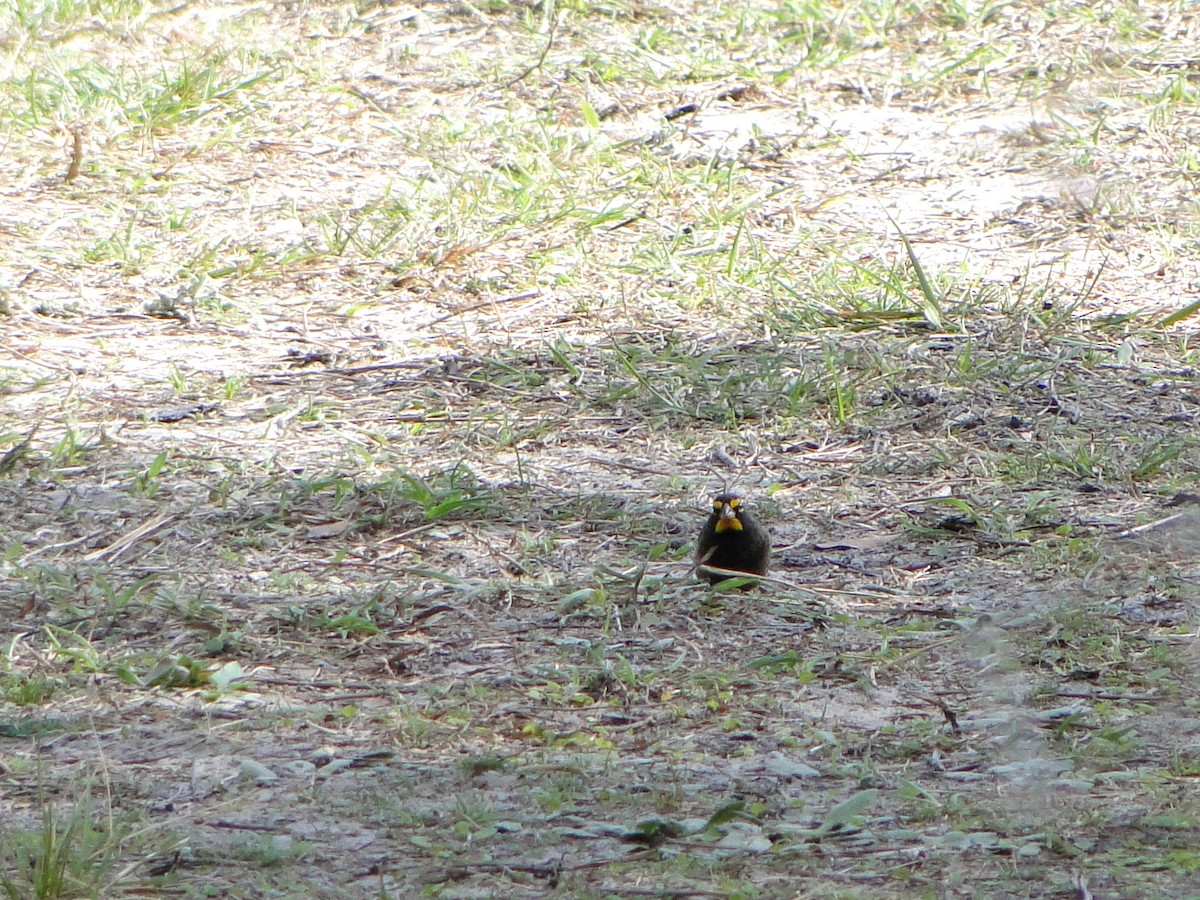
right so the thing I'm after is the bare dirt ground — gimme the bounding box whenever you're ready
[3,1,1200,897]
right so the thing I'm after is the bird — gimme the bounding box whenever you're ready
[695,492,771,585]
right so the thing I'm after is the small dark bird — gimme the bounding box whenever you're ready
[695,493,771,585]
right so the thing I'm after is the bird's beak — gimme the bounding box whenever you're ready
[714,503,742,533]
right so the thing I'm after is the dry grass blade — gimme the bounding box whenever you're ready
[885,210,944,330]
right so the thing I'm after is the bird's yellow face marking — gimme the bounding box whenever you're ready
[713,497,743,533]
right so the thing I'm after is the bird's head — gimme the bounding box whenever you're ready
[711,493,744,533]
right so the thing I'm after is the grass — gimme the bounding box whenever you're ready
[0,776,165,900]
[2,0,1200,895]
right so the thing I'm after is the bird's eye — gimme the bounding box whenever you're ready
[728,497,741,509]
[712,500,722,510]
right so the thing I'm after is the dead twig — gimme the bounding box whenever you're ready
[65,122,85,182]
[504,8,560,88]
[431,849,656,885]
[81,514,174,562]
[1114,513,1190,539]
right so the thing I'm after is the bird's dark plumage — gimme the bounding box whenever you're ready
[695,493,771,585]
